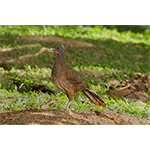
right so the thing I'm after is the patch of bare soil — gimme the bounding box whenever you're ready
[0,44,41,52]
[0,108,149,125]
[0,46,50,63]
[80,70,124,78]
[0,35,93,64]
[21,35,93,48]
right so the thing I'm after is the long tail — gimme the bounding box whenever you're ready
[83,89,106,107]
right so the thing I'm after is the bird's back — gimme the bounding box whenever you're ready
[52,55,88,89]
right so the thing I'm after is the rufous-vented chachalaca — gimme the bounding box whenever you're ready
[49,45,106,109]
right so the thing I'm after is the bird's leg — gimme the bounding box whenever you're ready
[66,93,73,110]
[66,101,72,109]
[66,101,74,115]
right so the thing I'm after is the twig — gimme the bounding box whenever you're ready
[41,96,58,110]
[115,105,124,113]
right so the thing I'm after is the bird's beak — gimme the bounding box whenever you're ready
[49,48,56,51]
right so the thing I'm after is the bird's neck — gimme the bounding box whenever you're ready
[56,54,64,61]
[54,55,65,66]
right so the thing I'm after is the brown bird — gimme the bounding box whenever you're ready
[49,45,106,109]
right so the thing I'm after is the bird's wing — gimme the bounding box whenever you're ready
[66,66,88,87]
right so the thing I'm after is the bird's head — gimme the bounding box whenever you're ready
[49,45,65,56]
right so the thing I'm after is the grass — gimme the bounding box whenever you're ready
[0,25,150,119]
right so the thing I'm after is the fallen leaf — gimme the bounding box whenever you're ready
[109,83,134,98]
[147,75,150,80]
[130,84,136,91]
[137,72,142,77]
[132,73,138,79]
[108,78,120,87]
[71,61,76,65]
[116,55,120,59]
[126,92,147,102]
[117,83,133,91]
[136,92,147,101]
[144,80,150,91]
[95,111,120,124]
[136,73,147,80]
[109,89,133,98]
[135,82,147,91]
[125,93,138,101]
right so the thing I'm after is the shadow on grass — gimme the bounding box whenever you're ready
[0,32,149,73]
[102,25,149,33]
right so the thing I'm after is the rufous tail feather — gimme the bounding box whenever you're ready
[83,89,106,107]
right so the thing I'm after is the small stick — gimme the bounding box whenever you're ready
[41,96,58,110]
[115,105,124,113]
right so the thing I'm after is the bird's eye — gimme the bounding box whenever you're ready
[57,47,59,49]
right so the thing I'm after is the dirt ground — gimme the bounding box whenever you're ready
[0,35,149,125]
[0,108,149,125]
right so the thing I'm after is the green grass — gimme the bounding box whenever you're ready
[0,25,150,120]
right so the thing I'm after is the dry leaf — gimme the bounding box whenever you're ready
[132,73,138,79]
[109,83,135,98]
[71,61,76,65]
[126,92,147,102]
[137,72,147,80]
[126,93,139,101]
[95,110,120,124]
[116,55,120,59]
[130,84,136,91]
[136,92,147,101]
[136,82,147,91]
[144,80,150,92]
[147,75,150,80]
[117,83,132,91]
[109,89,133,98]
[108,78,120,87]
